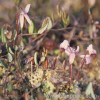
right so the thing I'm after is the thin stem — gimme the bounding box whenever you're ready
[76,51,88,81]
[70,64,73,84]
[16,7,23,46]
[0,40,10,47]
[31,61,33,85]
[26,31,47,47]
[18,33,38,37]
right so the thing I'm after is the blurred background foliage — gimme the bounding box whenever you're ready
[0,0,100,28]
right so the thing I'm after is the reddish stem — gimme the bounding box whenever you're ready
[70,64,73,84]
[26,31,47,46]
[16,7,23,46]
[0,40,10,47]
[76,51,88,81]
[4,24,15,47]
[18,33,38,37]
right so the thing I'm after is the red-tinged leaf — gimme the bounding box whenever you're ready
[43,58,48,70]
[25,57,34,64]
[62,59,66,70]
[53,58,57,70]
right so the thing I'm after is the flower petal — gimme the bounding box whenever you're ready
[87,44,93,52]
[86,57,91,64]
[24,14,32,25]
[87,44,97,55]
[60,40,69,50]
[24,4,31,13]
[19,13,24,29]
[69,53,75,64]
[65,49,70,56]
[76,46,79,53]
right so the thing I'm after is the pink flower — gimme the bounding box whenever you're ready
[19,4,32,29]
[86,44,97,55]
[65,46,79,56]
[4,29,12,39]
[69,52,75,64]
[80,55,92,65]
[65,46,79,64]
[60,40,69,51]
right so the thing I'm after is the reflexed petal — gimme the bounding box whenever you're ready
[90,49,97,55]
[87,44,93,52]
[60,40,69,50]
[24,14,32,25]
[87,44,97,55]
[69,53,75,64]
[76,46,79,53]
[20,13,24,29]
[86,57,92,64]
[65,49,70,56]
[24,4,31,13]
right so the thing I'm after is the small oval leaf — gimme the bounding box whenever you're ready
[38,17,52,34]
[15,45,18,51]
[9,47,14,55]
[1,28,7,43]
[28,20,34,34]
[34,52,38,65]
[13,30,17,40]
[38,23,48,34]
[8,53,13,62]
[8,82,13,93]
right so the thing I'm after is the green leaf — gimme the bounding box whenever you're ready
[6,43,9,51]
[9,47,14,55]
[28,20,34,34]
[64,15,69,26]
[40,56,45,62]
[15,45,18,51]
[85,82,95,100]
[38,23,48,34]
[0,60,8,68]
[8,82,13,93]
[46,17,52,30]
[20,40,24,48]
[8,53,13,62]
[13,30,17,40]
[33,27,37,38]
[1,28,7,43]
[38,17,52,34]
[34,52,38,65]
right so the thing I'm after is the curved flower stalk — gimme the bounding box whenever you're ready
[19,4,32,29]
[80,55,91,65]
